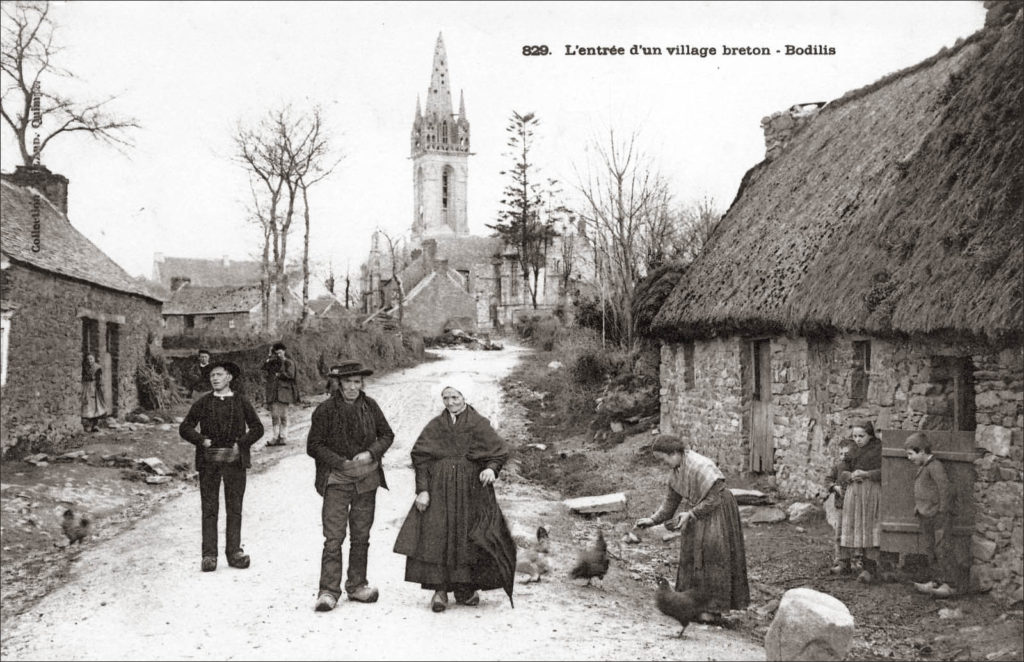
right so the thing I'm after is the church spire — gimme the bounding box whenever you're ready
[425,32,453,117]
[415,95,422,122]
[458,89,466,120]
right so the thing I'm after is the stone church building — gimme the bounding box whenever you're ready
[361,34,593,335]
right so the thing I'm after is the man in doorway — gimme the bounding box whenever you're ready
[306,360,395,612]
[188,349,214,400]
[262,342,299,445]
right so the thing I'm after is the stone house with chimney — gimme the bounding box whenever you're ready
[0,166,164,452]
[641,10,1022,604]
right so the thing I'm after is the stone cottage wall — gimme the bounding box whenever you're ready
[402,274,478,336]
[660,333,1023,604]
[0,263,162,453]
[969,347,1023,606]
[659,339,746,475]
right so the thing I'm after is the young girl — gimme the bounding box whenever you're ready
[838,421,883,582]
[825,438,854,574]
[636,434,749,623]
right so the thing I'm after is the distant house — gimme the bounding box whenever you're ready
[152,253,263,290]
[641,13,1021,604]
[0,166,164,451]
[162,282,303,335]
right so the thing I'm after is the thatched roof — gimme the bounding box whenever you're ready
[650,14,1023,346]
[0,180,161,302]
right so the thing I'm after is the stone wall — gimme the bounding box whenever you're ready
[1,262,163,453]
[660,334,1023,605]
[761,102,826,161]
[970,347,1023,606]
[660,338,746,475]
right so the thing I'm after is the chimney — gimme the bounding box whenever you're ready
[2,165,69,216]
[760,102,826,162]
[423,238,438,264]
[435,258,449,274]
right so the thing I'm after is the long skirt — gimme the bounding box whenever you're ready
[81,380,107,419]
[840,478,881,551]
[394,457,516,603]
[677,487,750,613]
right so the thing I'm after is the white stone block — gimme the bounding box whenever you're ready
[765,588,855,661]
[563,492,627,514]
[978,426,1012,457]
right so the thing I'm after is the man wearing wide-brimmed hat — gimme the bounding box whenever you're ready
[179,360,264,573]
[307,359,395,611]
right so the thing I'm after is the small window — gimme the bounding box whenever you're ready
[682,341,695,390]
[851,340,870,406]
[457,269,470,292]
[184,315,195,329]
[228,319,236,329]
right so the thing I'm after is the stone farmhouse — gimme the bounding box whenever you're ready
[642,10,1022,604]
[361,33,594,336]
[0,166,164,452]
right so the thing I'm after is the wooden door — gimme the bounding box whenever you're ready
[880,430,975,581]
[749,339,774,472]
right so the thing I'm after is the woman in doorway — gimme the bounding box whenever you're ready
[393,378,517,613]
[834,420,883,582]
[80,353,107,432]
[636,434,750,624]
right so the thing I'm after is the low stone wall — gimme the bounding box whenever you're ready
[761,102,826,161]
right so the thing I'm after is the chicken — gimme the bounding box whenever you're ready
[61,509,91,545]
[654,575,709,638]
[570,529,609,586]
[515,525,551,583]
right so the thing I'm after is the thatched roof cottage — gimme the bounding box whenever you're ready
[641,9,1022,604]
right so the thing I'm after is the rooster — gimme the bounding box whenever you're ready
[515,525,551,583]
[570,529,609,587]
[654,575,709,638]
[61,509,91,546]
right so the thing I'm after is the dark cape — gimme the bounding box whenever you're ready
[393,405,516,606]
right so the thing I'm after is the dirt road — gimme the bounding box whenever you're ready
[0,348,763,661]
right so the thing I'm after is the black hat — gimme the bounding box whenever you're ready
[271,342,287,352]
[209,360,242,380]
[327,360,373,379]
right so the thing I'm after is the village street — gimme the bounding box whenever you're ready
[0,347,763,661]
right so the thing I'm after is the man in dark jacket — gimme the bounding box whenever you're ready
[306,360,394,611]
[179,361,265,572]
[187,348,214,400]
[262,342,299,446]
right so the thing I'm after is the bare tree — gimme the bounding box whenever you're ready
[1,1,138,165]
[236,105,336,331]
[574,127,674,348]
[676,194,722,264]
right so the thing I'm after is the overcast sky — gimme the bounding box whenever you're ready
[0,1,986,281]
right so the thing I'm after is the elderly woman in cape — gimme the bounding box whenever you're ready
[636,434,749,623]
[393,377,516,613]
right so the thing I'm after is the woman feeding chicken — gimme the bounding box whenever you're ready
[393,378,517,613]
[636,434,750,624]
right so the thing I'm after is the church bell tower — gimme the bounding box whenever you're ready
[411,33,470,240]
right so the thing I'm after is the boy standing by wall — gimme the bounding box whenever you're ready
[905,432,958,598]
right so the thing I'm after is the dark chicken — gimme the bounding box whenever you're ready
[61,509,91,545]
[654,575,709,638]
[569,529,609,586]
